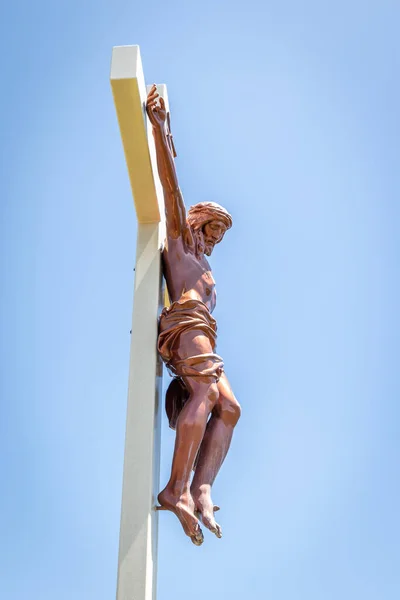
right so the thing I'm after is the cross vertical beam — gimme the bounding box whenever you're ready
[110,45,168,600]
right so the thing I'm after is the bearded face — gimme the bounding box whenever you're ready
[202,220,227,256]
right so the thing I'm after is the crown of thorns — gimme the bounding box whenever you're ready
[187,202,233,232]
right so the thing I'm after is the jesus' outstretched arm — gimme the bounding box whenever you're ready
[146,85,189,241]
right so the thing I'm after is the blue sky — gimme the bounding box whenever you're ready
[1,1,399,599]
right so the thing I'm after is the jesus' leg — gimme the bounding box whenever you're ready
[190,373,241,538]
[158,331,218,545]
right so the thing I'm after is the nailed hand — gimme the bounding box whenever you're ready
[146,84,167,129]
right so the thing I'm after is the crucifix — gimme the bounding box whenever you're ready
[111,44,241,600]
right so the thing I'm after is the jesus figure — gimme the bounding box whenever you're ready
[146,85,241,546]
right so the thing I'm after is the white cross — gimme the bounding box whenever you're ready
[110,45,169,600]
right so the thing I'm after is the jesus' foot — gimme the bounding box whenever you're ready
[157,488,204,546]
[191,486,222,539]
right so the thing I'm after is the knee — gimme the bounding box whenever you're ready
[219,394,241,426]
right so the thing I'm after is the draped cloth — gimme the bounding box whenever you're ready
[158,298,224,429]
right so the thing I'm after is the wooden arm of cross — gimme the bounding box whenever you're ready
[110,45,168,224]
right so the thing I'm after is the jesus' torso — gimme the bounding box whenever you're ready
[162,235,216,313]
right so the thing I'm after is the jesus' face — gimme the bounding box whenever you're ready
[202,220,227,256]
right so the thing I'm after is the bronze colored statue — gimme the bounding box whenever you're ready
[146,85,241,546]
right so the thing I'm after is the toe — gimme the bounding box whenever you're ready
[191,526,204,546]
[202,513,218,533]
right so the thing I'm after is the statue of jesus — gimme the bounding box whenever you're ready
[146,85,241,546]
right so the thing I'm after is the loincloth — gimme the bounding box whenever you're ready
[158,298,224,429]
[158,298,224,380]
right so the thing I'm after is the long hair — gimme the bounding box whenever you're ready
[186,202,233,233]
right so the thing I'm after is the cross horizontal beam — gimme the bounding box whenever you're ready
[110,45,168,224]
